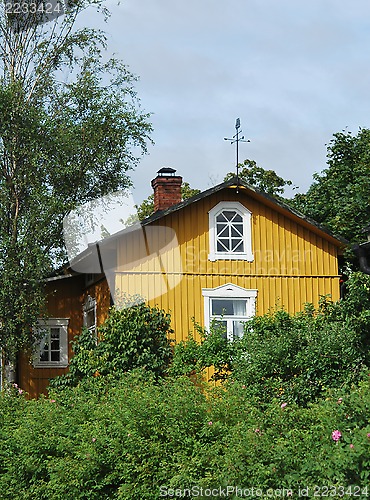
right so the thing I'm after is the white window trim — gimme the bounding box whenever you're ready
[208,201,254,261]
[33,318,69,368]
[202,283,257,340]
[83,295,97,336]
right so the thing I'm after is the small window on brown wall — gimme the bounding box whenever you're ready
[33,319,69,368]
[83,295,97,336]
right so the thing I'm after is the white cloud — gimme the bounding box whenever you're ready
[79,0,370,202]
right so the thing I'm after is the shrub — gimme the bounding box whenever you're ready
[170,274,370,406]
[0,371,369,498]
[169,321,233,381]
[50,302,174,389]
[232,298,366,405]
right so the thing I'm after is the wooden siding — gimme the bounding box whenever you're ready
[115,187,341,342]
[18,275,111,398]
[19,185,342,397]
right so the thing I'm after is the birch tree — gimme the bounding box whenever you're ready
[0,0,152,381]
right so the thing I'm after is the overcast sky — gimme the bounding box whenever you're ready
[73,0,370,220]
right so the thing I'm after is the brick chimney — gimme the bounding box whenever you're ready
[151,167,183,212]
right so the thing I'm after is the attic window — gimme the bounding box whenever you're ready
[208,201,253,261]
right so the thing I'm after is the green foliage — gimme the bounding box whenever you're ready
[0,1,152,368]
[224,159,294,197]
[171,273,370,405]
[169,321,233,381]
[50,302,174,388]
[1,371,370,498]
[231,299,366,405]
[291,128,370,243]
[335,272,370,357]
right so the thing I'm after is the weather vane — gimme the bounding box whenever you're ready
[224,118,250,190]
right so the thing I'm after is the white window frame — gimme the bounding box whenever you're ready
[202,283,257,341]
[83,295,97,336]
[208,201,254,261]
[33,318,69,368]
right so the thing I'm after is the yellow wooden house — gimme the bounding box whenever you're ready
[19,169,346,397]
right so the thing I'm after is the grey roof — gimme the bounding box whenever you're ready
[69,176,348,270]
[113,176,347,244]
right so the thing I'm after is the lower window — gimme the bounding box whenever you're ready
[202,284,257,341]
[33,318,69,368]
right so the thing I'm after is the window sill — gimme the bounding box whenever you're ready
[33,362,68,369]
[208,252,254,262]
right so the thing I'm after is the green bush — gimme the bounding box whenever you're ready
[50,302,174,389]
[171,274,370,405]
[169,321,233,381]
[0,372,369,498]
[231,299,366,405]
[4,272,368,497]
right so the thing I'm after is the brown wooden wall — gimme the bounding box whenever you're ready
[18,274,111,398]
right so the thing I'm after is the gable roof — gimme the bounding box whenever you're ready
[68,176,347,273]
[111,176,347,245]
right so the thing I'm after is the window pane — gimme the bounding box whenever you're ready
[215,209,245,255]
[50,351,60,362]
[50,329,60,350]
[217,239,230,251]
[217,225,229,237]
[212,299,247,316]
[222,210,237,221]
[233,300,247,315]
[216,213,227,223]
[212,299,234,315]
[231,239,244,252]
[50,338,60,351]
[86,310,96,329]
[233,320,245,339]
[213,320,227,339]
[40,347,49,362]
[231,224,243,237]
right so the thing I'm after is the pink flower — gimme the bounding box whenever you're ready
[18,388,24,394]
[367,433,370,439]
[242,385,246,389]
[92,438,96,443]
[350,444,354,449]
[332,430,342,442]
[255,428,260,434]
[50,399,56,403]
[337,398,343,404]
[208,421,213,425]
[281,403,287,409]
